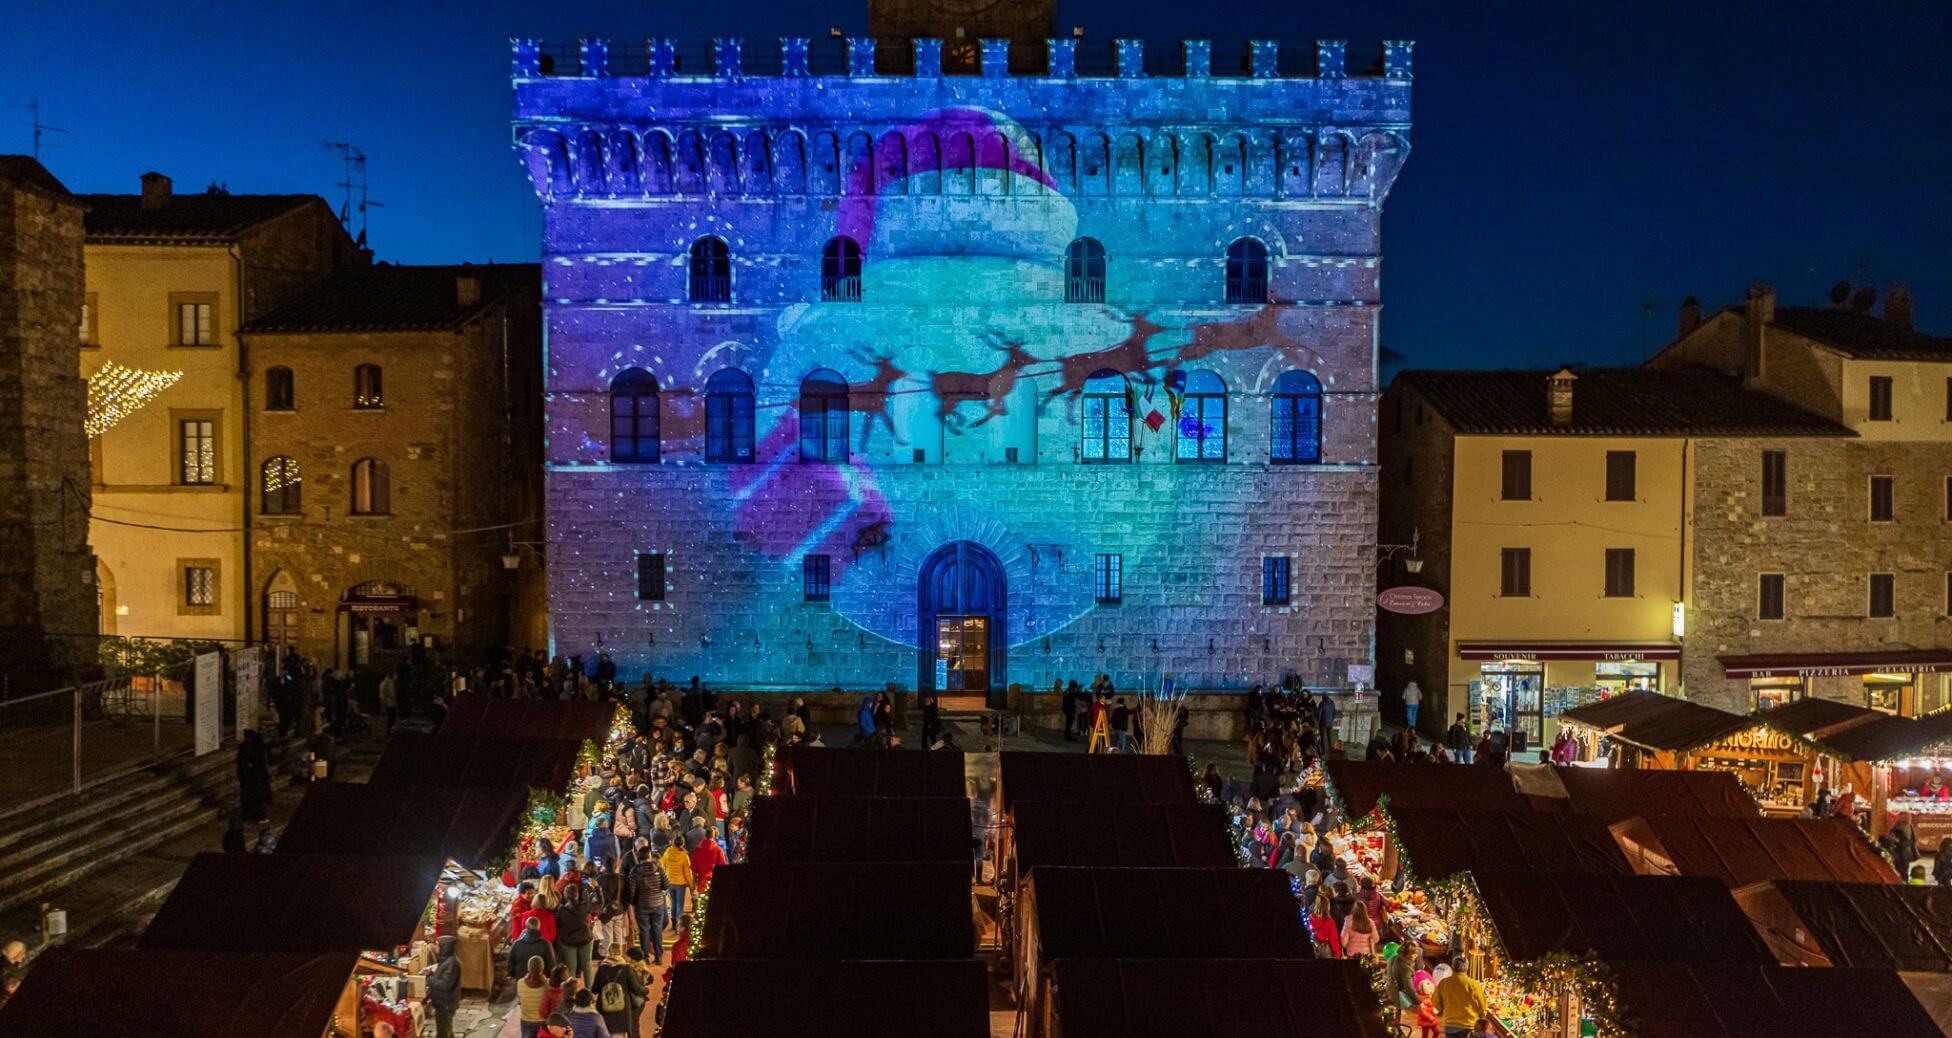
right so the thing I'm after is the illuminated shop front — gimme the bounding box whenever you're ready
[1457,642,1680,748]
[1721,650,1952,718]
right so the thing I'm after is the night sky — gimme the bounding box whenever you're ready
[11,0,1947,371]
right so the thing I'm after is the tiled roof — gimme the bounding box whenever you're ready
[240,263,539,334]
[0,155,72,198]
[1770,306,1952,361]
[1394,367,1855,437]
[78,191,323,242]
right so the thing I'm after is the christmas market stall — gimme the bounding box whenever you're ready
[1600,962,1951,1038]
[0,947,360,1037]
[1758,701,1952,839]
[1015,866,1311,1038]
[697,861,976,959]
[660,959,990,1038]
[1007,800,1234,883]
[1554,691,1818,815]
[1610,815,1898,886]
[438,693,618,743]
[1324,759,1761,826]
[366,731,588,792]
[138,853,447,1036]
[1732,880,1952,970]
[1046,958,1388,1038]
[743,794,973,864]
[997,750,1196,809]
[771,745,968,797]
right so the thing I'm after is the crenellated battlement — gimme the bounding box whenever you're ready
[512,36,1412,81]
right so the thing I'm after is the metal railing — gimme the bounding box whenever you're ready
[821,275,863,302]
[0,675,193,813]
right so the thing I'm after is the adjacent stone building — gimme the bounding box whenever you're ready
[239,263,543,670]
[514,23,1413,700]
[0,157,96,690]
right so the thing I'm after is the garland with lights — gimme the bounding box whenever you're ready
[86,362,184,438]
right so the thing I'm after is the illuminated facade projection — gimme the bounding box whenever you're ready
[513,31,1412,701]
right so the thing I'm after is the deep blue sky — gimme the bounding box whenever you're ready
[10,0,1947,369]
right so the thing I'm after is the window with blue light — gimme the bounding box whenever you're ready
[688,236,731,302]
[1175,369,1228,462]
[1225,237,1268,303]
[803,554,831,601]
[1094,553,1122,604]
[821,236,862,302]
[609,368,660,463]
[1081,369,1132,462]
[705,368,755,463]
[799,369,849,463]
[1262,556,1291,605]
[1270,370,1322,464]
[1065,237,1106,303]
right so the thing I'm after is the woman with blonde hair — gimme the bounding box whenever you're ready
[515,956,551,1038]
[1341,899,1381,957]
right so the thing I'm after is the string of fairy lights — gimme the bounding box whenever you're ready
[85,362,184,438]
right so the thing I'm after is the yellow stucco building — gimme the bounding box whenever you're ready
[80,173,353,648]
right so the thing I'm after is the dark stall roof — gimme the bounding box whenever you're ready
[1388,807,1632,883]
[1051,959,1388,1038]
[275,782,526,866]
[0,948,357,1037]
[1011,801,1234,873]
[1616,816,1898,887]
[1753,697,1885,738]
[1472,872,1773,966]
[79,191,322,242]
[1027,867,1311,961]
[1760,881,1952,971]
[701,862,974,959]
[1549,767,1760,821]
[1325,760,1534,819]
[998,751,1195,808]
[745,795,972,864]
[1606,962,1947,1038]
[242,262,539,333]
[1557,689,1754,752]
[439,694,615,743]
[368,731,585,791]
[773,746,967,798]
[1816,713,1952,764]
[140,853,442,954]
[1393,368,1854,437]
[1771,306,1952,362]
[660,959,989,1038]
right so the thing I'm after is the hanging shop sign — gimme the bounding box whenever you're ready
[1378,587,1445,615]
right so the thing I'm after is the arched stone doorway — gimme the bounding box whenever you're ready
[95,560,117,637]
[917,541,1007,709]
[263,570,301,663]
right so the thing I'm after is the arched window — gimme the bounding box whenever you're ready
[1175,370,1228,462]
[821,236,863,302]
[1225,237,1269,304]
[688,236,731,302]
[799,369,849,463]
[350,457,390,514]
[353,364,383,409]
[1080,370,1132,463]
[1065,237,1106,303]
[260,456,301,514]
[1270,370,1323,464]
[265,367,295,411]
[609,368,660,463]
[704,368,755,463]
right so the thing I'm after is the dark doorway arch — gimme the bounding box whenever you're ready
[917,541,1007,707]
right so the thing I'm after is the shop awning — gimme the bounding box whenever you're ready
[1611,815,1899,887]
[1555,689,1753,752]
[999,751,1195,809]
[140,853,444,954]
[1472,871,1774,965]
[660,959,989,1038]
[700,862,975,959]
[368,731,587,790]
[0,948,358,1037]
[1604,963,1947,1038]
[1387,807,1633,882]
[744,795,973,864]
[1720,649,1952,680]
[439,694,616,742]
[1049,959,1388,1038]
[773,746,968,798]
[1011,801,1234,873]
[1025,866,1313,961]
[1457,640,1680,661]
[276,782,527,867]
[1736,880,1952,971]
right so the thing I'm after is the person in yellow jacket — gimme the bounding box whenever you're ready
[658,837,695,934]
[1430,956,1489,1038]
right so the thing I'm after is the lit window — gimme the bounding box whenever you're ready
[688,237,731,302]
[1262,556,1291,605]
[1270,370,1321,464]
[799,370,849,463]
[803,555,831,602]
[1094,553,1122,604]
[184,566,216,607]
[178,419,216,484]
[705,368,755,463]
[1225,238,1268,303]
[175,300,214,345]
[820,237,862,302]
[260,456,301,515]
[353,364,383,409]
[1175,370,1227,462]
[1065,238,1106,303]
[609,368,660,463]
[1080,370,1131,462]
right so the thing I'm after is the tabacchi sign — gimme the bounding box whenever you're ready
[1378,587,1445,615]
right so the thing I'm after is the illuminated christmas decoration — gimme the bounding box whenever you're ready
[85,362,184,438]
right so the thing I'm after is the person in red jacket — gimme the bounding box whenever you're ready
[689,833,728,889]
[1309,890,1342,958]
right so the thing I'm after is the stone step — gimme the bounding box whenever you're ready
[0,757,236,883]
[0,774,237,917]
[0,747,224,853]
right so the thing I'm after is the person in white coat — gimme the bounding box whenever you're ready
[1402,681,1423,730]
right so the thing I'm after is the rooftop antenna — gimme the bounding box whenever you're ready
[1639,296,1657,361]
[19,100,66,159]
[322,142,383,247]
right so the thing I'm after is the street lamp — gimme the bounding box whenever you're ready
[1378,527,1422,574]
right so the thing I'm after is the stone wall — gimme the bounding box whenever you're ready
[1686,436,1952,712]
[0,166,97,689]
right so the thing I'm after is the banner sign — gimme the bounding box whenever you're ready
[193,652,222,756]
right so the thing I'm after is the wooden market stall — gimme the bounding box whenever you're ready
[1556,691,1818,815]
[698,861,976,960]
[0,947,360,1037]
[1324,759,1761,824]
[660,959,990,1038]
[1610,815,1899,886]
[438,693,618,742]
[771,745,968,797]
[1047,958,1388,1038]
[996,751,1196,809]
[366,731,588,791]
[1732,880,1952,970]
[1601,962,1949,1038]
[743,794,972,864]
[1759,702,1952,839]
